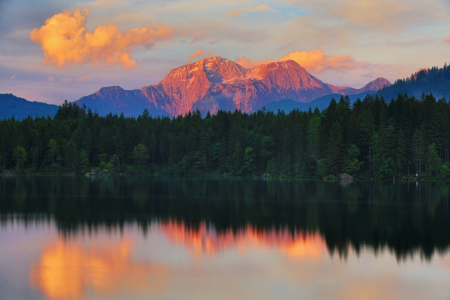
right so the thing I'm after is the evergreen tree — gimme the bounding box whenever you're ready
[13,146,26,173]
[131,144,149,173]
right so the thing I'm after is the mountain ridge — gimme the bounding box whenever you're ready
[76,57,390,117]
[0,94,58,120]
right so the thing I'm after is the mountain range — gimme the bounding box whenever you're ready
[3,58,450,120]
[75,57,391,117]
[1,57,406,120]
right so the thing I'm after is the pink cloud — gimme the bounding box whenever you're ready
[188,49,214,63]
[191,31,211,42]
[76,76,92,81]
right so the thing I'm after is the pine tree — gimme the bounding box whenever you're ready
[13,146,26,173]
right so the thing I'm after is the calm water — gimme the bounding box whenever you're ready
[1,176,450,300]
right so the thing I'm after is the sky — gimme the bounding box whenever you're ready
[1,0,450,104]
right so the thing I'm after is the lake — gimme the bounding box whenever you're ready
[1,176,450,299]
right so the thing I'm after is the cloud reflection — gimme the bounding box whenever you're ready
[30,238,170,300]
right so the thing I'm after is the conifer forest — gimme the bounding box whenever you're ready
[1,93,449,179]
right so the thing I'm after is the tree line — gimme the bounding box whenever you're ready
[0,92,449,179]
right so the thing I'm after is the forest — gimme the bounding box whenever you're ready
[0,92,449,179]
[378,63,450,101]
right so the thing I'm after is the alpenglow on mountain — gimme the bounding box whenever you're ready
[75,56,391,117]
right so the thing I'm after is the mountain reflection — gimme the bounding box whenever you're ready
[2,176,450,260]
[161,221,324,259]
[30,237,170,300]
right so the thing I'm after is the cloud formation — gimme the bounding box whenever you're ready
[30,9,175,69]
[225,5,271,18]
[236,50,370,73]
[10,74,15,80]
[191,31,211,42]
[290,0,448,33]
[76,76,92,81]
[85,0,130,8]
[188,49,214,63]
[444,38,450,43]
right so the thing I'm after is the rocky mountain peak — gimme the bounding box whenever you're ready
[76,57,392,118]
[160,56,249,87]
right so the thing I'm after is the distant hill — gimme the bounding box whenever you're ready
[326,78,390,96]
[378,64,450,100]
[0,94,58,120]
[253,91,375,114]
[76,86,171,118]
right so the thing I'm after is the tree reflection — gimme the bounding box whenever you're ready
[1,176,450,260]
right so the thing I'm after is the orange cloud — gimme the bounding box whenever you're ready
[188,49,214,63]
[236,50,370,73]
[443,38,450,43]
[30,9,175,69]
[30,238,170,300]
[235,56,275,69]
[225,5,271,18]
[76,75,92,81]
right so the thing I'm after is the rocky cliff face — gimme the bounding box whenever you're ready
[76,57,391,117]
[147,57,250,116]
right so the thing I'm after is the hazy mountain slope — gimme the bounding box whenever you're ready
[326,78,391,96]
[76,86,170,117]
[254,91,376,114]
[0,94,58,120]
[377,65,450,100]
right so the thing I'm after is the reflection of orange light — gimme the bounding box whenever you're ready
[161,221,325,260]
[30,238,170,300]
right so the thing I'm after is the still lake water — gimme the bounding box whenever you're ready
[1,176,450,300]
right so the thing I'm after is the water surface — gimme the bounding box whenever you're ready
[1,176,450,299]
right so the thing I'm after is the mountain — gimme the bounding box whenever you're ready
[76,86,171,117]
[200,60,333,114]
[73,57,392,117]
[326,78,391,95]
[377,64,450,100]
[0,94,58,120]
[76,57,388,117]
